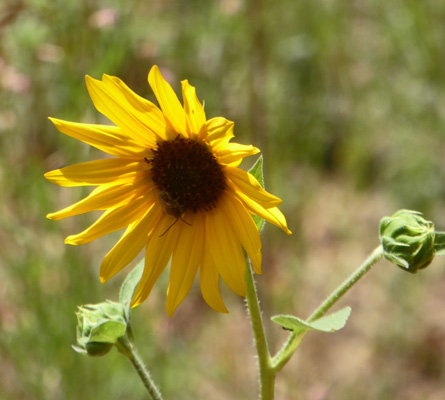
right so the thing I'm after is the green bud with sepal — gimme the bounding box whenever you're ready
[379,210,442,273]
[73,301,127,357]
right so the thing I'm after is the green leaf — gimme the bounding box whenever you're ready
[249,155,264,188]
[248,155,265,232]
[119,259,144,315]
[271,307,351,334]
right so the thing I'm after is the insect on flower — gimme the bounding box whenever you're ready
[158,192,191,237]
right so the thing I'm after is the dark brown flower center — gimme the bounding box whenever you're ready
[149,135,226,214]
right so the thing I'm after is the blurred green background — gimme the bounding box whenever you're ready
[1,0,445,399]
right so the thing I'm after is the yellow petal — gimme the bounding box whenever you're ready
[205,205,246,296]
[101,74,168,141]
[232,187,292,235]
[85,75,166,145]
[65,191,154,245]
[201,117,234,144]
[214,143,260,166]
[100,202,160,282]
[47,178,152,220]
[49,118,149,158]
[166,212,203,316]
[219,193,262,274]
[148,66,186,136]
[181,80,206,139]
[131,208,182,308]
[225,167,282,208]
[200,238,228,313]
[44,158,147,187]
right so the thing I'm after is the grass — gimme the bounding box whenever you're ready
[1,0,445,399]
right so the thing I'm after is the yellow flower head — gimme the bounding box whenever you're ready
[45,66,291,316]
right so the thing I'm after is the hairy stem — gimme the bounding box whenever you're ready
[245,263,275,400]
[307,246,384,322]
[116,333,163,400]
[272,245,384,372]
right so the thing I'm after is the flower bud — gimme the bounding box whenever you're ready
[379,210,435,273]
[73,301,127,357]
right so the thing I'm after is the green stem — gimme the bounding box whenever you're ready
[307,245,384,322]
[116,333,163,400]
[271,331,306,373]
[272,245,384,372]
[245,262,275,400]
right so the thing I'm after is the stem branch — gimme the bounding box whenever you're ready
[307,245,383,322]
[272,245,384,372]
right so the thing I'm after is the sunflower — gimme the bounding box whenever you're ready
[45,66,291,316]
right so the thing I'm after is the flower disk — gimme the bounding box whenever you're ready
[45,65,291,317]
[150,135,226,213]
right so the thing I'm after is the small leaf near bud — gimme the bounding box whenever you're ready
[380,210,435,273]
[74,301,127,357]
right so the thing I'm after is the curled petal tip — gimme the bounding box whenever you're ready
[64,236,78,245]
